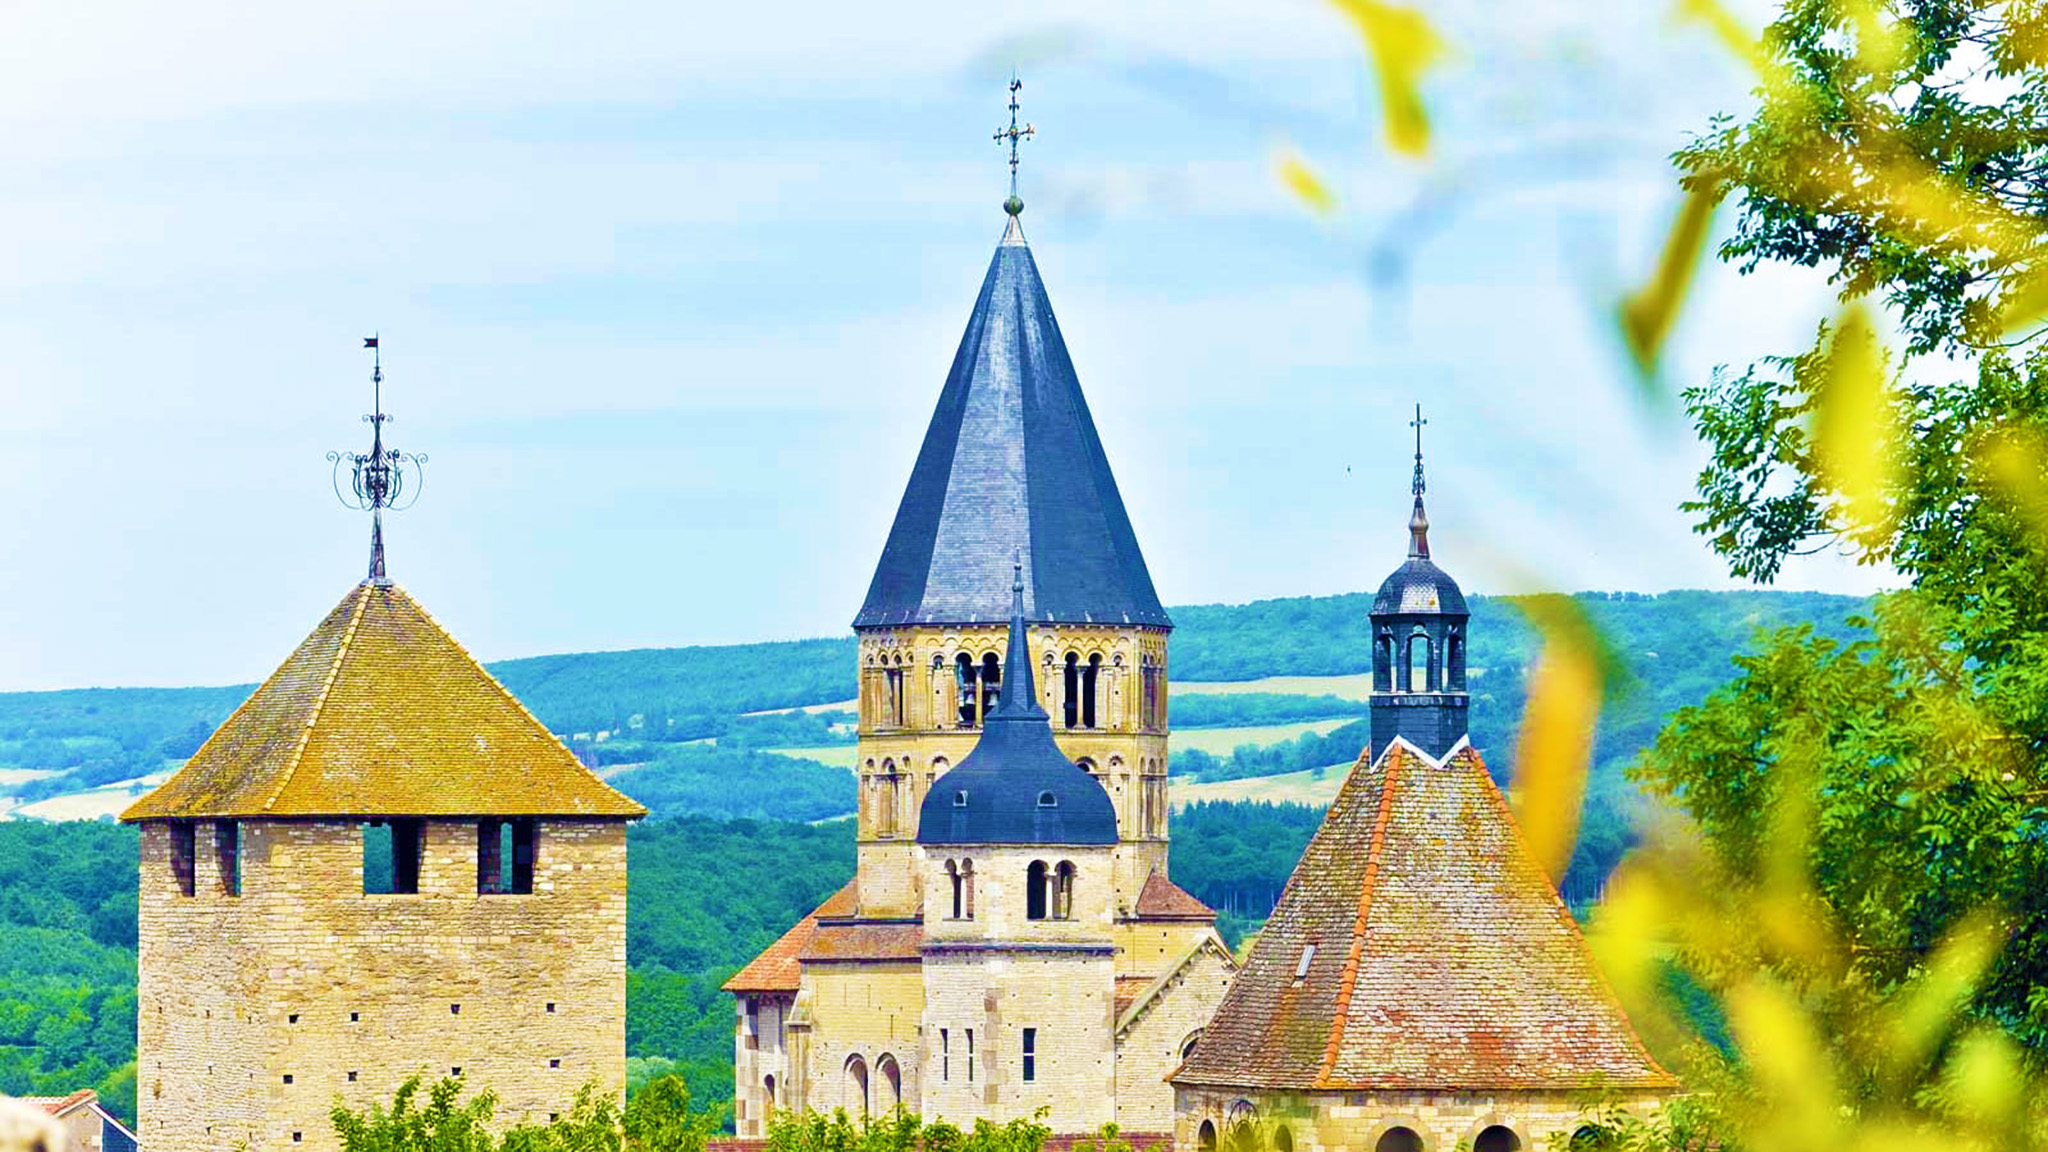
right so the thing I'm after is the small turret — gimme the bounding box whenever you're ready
[1368,405,1471,759]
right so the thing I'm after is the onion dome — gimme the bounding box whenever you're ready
[916,565,1118,846]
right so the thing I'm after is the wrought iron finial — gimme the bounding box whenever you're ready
[994,74,1035,215]
[328,335,427,584]
[1409,403,1428,498]
[1407,403,1431,560]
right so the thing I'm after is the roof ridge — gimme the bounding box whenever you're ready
[1115,932,1234,1037]
[1460,744,1678,1087]
[1317,741,1405,1088]
[262,584,371,813]
[391,584,630,803]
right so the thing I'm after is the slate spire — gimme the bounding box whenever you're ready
[854,214,1169,630]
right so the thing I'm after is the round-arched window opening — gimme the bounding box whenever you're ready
[1375,1128,1422,1152]
[1568,1127,1614,1152]
[1038,791,1058,807]
[953,791,969,808]
[1273,1126,1294,1152]
[1198,1121,1219,1152]
[1474,1126,1520,1152]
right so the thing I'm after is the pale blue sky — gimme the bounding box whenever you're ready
[0,0,1890,691]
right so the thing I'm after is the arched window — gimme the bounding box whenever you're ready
[1273,1128,1293,1152]
[845,1054,869,1116]
[953,789,969,807]
[1038,791,1058,807]
[955,654,978,727]
[1026,860,1049,921]
[1375,630,1395,692]
[1054,861,1076,919]
[1062,653,1080,728]
[1447,627,1466,690]
[960,858,975,918]
[1568,1127,1614,1151]
[1375,1128,1422,1152]
[980,652,1002,718]
[947,860,965,919]
[1179,1030,1203,1060]
[1474,1127,1520,1152]
[876,1054,902,1112]
[878,760,897,837]
[763,1074,776,1109]
[1227,1101,1259,1152]
[1198,1121,1218,1152]
[1404,631,1430,692]
[1083,654,1102,728]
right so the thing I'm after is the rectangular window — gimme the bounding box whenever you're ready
[364,819,424,895]
[966,1028,975,1082]
[478,818,537,895]
[169,822,196,897]
[940,1029,949,1082]
[1022,1027,1036,1082]
[215,820,241,897]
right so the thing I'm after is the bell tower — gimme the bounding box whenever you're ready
[1368,405,1471,759]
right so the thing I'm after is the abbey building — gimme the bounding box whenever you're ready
[724,204,1236,1138]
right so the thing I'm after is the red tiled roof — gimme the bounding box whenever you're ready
[23,1088,95,1115]
[122,583,644,821]
[1174,739,1677,1093]
[1133,872,1215,920]
[798,919,923,963]
[723,881,855,994]
[1114,975,1154,1018]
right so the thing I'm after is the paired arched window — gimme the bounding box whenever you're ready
[1026,860,1076,920]
[1062,652,1104,729]
[951,651,1004,727]
[946,858,975,920]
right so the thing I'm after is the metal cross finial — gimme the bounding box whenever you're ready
[328,336,428,584]
[1409,403,1428,498]
[994,75,1035,211]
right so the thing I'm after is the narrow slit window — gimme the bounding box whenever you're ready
[215,820,241,897]
[1022,1027,1037,1082]
[169,822,196,897]
[966,1028,975,1081]
[940,1028,949,1082]
[1062,654,1080,729]
[364,819,424,895]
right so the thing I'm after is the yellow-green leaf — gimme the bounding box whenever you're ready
[1275,150,1339,216]
[1813,303,1895,533]
[1510,597,1604,882]
[1617,177,1723,383]
[1329,0,1447,158]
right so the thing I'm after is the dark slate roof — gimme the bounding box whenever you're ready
[1371,491,1467,616]
[917,571,1119,846]
[855,215,1170,629]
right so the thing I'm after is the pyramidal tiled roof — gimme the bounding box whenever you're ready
[854,215,1169,629]
[1173,738,1675,1093]
[121,582,644,821]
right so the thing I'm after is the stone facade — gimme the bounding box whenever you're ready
[852,623,1173,917]
[136,816,628,1151]
[1173,1087,1668,1152]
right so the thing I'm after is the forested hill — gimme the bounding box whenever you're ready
[0,589,1867,806]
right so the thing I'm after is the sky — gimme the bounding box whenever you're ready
[0,0,1898,692]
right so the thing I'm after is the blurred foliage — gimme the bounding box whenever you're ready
[1675,0,2048,357]
[762,1107,1051,1152]
[330,1072,718,1152]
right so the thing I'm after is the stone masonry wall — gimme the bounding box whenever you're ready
[1113,943,1236,1133]
[1173,1087,1671,1152]
[137,817,628,1152]
[798,965,923,1117]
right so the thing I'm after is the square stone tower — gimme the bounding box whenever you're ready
[121,580,645,1152]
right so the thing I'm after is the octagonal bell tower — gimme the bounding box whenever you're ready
[1368,406,1470,760]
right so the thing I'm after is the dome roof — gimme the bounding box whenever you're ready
[916,568,1118,847]
[1373,558,1467,616]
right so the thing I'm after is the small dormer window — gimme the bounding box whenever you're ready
[1037,791,1057,808]
[953,791,969,808]
[1295,943,1316,980]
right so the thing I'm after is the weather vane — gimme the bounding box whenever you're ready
[1410,403,1427,498]
[994,75,1035,214]
[328,336,427,584]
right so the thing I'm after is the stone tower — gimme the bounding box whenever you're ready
[849,207,1174,917]
[914,571,1121,1131]
[1367,410,1470,759]
[120,579,645,1152]
[726,200,1234,1142]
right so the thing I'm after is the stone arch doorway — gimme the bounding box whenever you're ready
[844,1054,869,1116]
[1198,1120,1219,1152]
[1473,1126,1520,1152]
[1375,1128,1423,1152]
[875,1053,902,1112]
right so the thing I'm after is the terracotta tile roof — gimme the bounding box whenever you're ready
[1173,738,1676,1093]
[1114,975,1154,1018]
[23,1089,94,1115]
[122,582,645,821]
[1133,872,1215,921]
[798,919,924,963]
[722,881,860,993]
